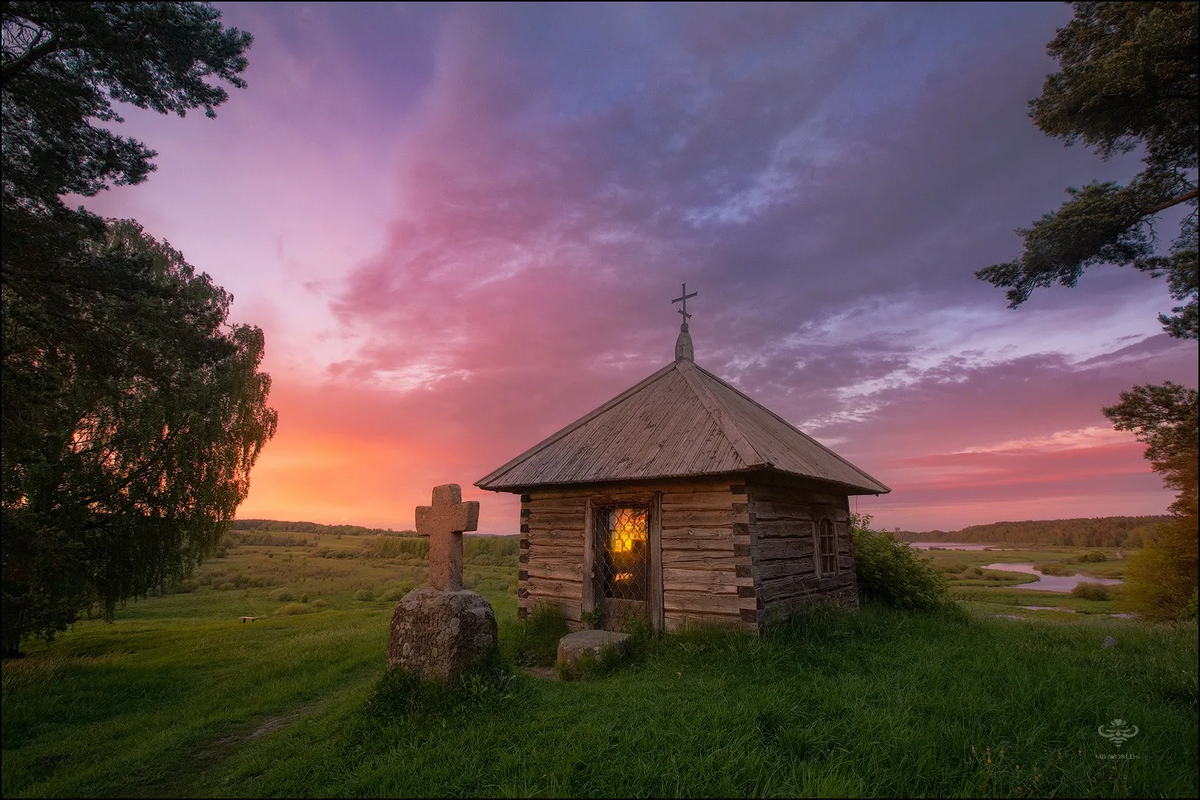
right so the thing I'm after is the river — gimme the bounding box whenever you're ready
[981,562,1123,593]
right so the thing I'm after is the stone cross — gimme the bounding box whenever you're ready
[415,484,479,591]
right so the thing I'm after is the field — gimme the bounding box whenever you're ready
[2,533,1196,798]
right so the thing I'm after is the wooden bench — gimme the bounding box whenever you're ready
[240,616,257,623]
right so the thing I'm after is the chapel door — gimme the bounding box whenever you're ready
[595,505,650,631]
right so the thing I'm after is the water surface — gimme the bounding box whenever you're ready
[982,562,1123,593]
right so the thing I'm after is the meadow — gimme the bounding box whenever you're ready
[2,532,1196,798]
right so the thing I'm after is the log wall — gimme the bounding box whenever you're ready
[745,475,859,628]
[519,477,753,631]
[518,473,859,632]
[659,477,753,632]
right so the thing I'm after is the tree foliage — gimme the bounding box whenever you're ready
[2,0,252,212]
[0,3,271,655]
[977,2,1198,339]
[850,514,950,612]
[901,515,1170,548]
[1103,382,1198,619]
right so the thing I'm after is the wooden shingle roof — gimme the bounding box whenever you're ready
[476,358,890,495]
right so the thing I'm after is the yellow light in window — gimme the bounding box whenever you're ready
[607,508,647,553]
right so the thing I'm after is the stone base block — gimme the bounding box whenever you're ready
[387,586,497,683]
[556,630,631,670]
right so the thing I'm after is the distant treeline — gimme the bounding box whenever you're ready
[233,519,417,537]
[365,535,519,564]
[226,519,519,564]
[896,516,1171,548]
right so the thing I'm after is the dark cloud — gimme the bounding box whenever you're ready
[290,3,1194,530]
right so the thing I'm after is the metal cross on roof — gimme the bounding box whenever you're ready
[672,283,698,321]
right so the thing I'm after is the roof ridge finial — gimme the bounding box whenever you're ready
[672,282,697,362]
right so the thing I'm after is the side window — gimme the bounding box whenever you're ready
[818,517,837,576]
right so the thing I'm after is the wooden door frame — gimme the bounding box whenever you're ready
[582,490,663,633]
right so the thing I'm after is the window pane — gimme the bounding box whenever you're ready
[599,506,648,600]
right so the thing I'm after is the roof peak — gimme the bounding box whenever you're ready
[675,322,694,362]
[671,282,698,362]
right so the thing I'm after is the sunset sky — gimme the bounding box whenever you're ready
[79,2,1197,534]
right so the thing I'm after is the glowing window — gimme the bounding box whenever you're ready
[598,506,648,599]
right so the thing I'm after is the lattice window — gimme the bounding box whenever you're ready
[597,506,648,600]
[818,517,837,576]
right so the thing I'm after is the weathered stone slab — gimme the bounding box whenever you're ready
[387,586,497,683]
[556,629,631,670]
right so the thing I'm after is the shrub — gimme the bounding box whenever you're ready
[300,593,309,603]
[275,602,313,616]
[504,605,570,667]
[851,525,949,612]
[1037,563,1074,576]
[1080,551,1108,563]
[1122,518,1198,620]
[939,561,969,574]
[218,582,236,591]
[353,589,374,602]
[174,579,198,594]
[379,584,413,602]
[270,588,295,602]
[1071,582,1112,601]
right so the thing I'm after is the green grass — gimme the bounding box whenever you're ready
[2,538,1196,798]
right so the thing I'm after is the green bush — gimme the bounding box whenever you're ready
[1079,551,1108,563]
[939,561,969,574]
[270,589,295,602]
[379,584,413,602]
[851,526,949,612]
[1037,563,1074,576]
[503,605,570,667]
[275,602,313,616]
[1071,582,1112,601]
[353,589,374,602]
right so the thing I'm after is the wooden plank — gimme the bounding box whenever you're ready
[661,508,737,529]
[663,591,740,614]
[661,493,736,512]
[582,497,596,613]
[526,543,584,561]
[525,527,585,540]
[750,502,815,523]
[751,557,816,582]
[527,510,588,528]
[526,576,583,599]
[661,551,738,569]
[664,610,743,631]
[751,538,814,561]
[661,526,733,542]
[526,561,584,581]
[649,492,665,633]
[524,491,591,505]
[663,568,750,590]
[757,573,822,600]
[754,519,815,539]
